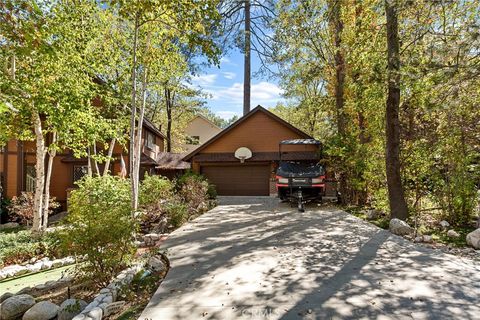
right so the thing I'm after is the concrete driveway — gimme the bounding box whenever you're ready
[140,197,480,319]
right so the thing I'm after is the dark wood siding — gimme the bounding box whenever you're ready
[201,164,270,196]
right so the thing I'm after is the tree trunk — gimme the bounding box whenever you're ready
[32,111,45,232]
[129,13,140,210]
[165,88,172,152]
[103,138,116,176]
[92,141,100,176]
[132,67,148,211]
[329,0,348,204]
[243,0,251,115]
[42,131,56,230]
[86,146,93,177]
[385,0,408,220]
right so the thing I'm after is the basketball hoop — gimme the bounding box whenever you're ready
[234,147,252,163]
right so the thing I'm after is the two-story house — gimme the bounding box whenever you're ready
[182,115,223,153]
[0,118,166,210]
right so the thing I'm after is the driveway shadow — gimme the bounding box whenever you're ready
[140,198,480,320]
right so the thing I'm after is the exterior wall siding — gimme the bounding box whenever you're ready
[201,112,317,153]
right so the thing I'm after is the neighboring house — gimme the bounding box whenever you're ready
[184,106,336,197]
[0,118,173,210]
[182,115,222,153]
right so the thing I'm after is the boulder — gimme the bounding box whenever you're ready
[439,220,450,229]
[0,294,36,320]
[466,228,480,249]
[58,299,87,320]
[447,229,460,238]
[22,301,59,320]
[0,292,14,303]
[389,218,414,236]
[147,255,167,273]
[85,307,103,320]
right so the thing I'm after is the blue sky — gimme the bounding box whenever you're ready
[190,49,284,120]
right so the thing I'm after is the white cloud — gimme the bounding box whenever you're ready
[216,110,240,120]
[220,56,238,66]
[191,74,218,86]
[223,72,236,79]
[211,81,283,106]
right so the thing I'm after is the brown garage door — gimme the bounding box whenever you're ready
[201,165,270,196]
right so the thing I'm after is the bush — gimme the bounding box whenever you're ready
[0,230,61,267]
[176,171,216,215]
[60,176,137,287]
[165,202,188,228]
[139,174,174,208]
[8,192,60,226]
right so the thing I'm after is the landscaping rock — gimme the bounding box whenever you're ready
[439,220,450,229]
[423,235,433,243]
[147,255,167,273]
[23,301,59,320]
[0,294,36,320]
[0,292,14,303]
[447,229,460,238]
[58,299,87,320]
[52,259,64,268]
[389,218,414,236]
[85,307,103,320]
[144,233,160,246]
[154,216,168,233]
[365,209,383,220]
[466,228,480,249]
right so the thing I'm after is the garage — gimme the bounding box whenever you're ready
[201,165,270,196]
[183,106,321,197]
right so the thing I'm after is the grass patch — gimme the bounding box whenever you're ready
[115,271,164,319]
[423,226,475,247]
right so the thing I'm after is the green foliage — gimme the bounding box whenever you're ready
[165,202,189,228]
[59,176,137,287]
[0,230,61,267]
[139,174,174,208]
[176,171,215,213]
[271,0,480,224]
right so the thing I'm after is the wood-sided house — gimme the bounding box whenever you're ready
[183,106,336,197]
[0,118,178,210]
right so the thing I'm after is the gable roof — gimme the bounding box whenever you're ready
[143,118,167,139]
[183,105,313,161]
[156,152,191,170]
[192,114,222,130]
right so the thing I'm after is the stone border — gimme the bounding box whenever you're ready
[0,256,76,281]
[72,264,144,319]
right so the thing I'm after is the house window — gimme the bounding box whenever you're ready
[146,131,156,149]
[73,165,88,183]
[186,135,200,145]
[25,165,36,192]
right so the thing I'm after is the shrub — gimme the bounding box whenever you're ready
[139,174,174,208]
[0,230,61,267]
[165,202,188,228]
[8,192,60,226]
[176,171,216,215]
[60,176,137,287]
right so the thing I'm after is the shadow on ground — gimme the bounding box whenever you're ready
[140,197,480,319]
